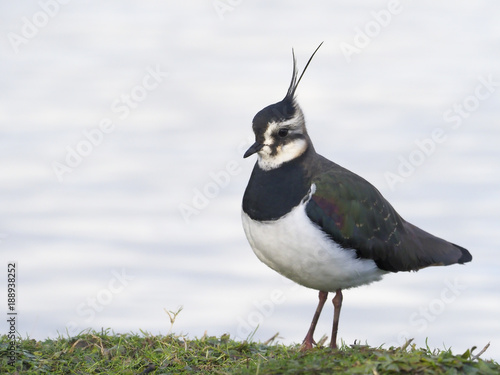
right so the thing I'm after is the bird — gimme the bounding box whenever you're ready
[241,43,472,350]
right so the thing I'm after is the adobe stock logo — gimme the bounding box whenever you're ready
[339,0,403,63]
[384,74,498,191]
[61,269,135,337]
[389,277,468,347]
[235,281,300,340]
[51,65,169,182]
[213,0,243,20]
[7,0,72,54]
[177,138,252,224]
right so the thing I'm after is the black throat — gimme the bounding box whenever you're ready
[242,152,312,221]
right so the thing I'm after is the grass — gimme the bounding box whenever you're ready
[1,330,498,374]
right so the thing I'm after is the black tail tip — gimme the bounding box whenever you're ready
[455,244,472,264]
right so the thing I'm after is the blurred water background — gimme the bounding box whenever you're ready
[1,0,499,360]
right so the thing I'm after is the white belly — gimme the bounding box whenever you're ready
[241,200,386,292]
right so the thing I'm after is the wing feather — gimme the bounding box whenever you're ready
[305,167,471,272]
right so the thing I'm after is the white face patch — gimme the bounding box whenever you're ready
[258,138,308,171]
[256,114,308,171]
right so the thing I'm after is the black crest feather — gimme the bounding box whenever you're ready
[284,42,324,101]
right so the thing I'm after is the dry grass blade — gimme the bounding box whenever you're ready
[472,342,491,360]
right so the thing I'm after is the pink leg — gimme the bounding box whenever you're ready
[329,289,343,349]
[301,290,328,350]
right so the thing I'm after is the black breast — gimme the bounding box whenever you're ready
[242,158,311,221]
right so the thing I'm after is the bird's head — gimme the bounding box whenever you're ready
[244,43,323,171]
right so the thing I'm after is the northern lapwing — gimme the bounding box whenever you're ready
[241,43,472,350]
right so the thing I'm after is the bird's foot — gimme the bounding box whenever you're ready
[300,333,316,351]
[300,340,315,351]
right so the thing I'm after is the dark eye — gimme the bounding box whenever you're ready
[278,128,289,137]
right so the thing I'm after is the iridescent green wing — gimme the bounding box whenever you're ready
[306,166,471,272]
[305,167,414,272]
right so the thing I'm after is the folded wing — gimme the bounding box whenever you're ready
[305,167,472,272]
